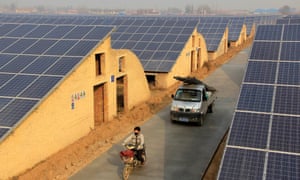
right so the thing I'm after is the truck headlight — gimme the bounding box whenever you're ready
[191,108,200,113]
[171,106,178,111]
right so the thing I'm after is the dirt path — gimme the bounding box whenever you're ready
[15,39,252,180]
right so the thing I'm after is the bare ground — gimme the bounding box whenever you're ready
[15,39,252,180]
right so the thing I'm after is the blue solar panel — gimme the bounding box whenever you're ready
[44,25,74,39]
[237,84,274,112]
[0,24,18,36]
[0,38,18,52]
[21,56,59,74]
[250,42,280,60]
[23,39,57,55]
[278,62,300,85]
[274,86,300,115]
[0,73,14,86]
[266,153,300,180]
[0,75,38,96]
[84,26,113,40]
[0,99,38,127]
[5,24,37,37]
[270,115,300,153]
[118,33,132,41]
[152,51,166,60]
[20,76,62,99]
[283,25,300,41]
[45,57,82,75]
[0,97,13,110]
[144,60,161,71]
[44,40,77,55]
[280,42,300,61]
[133,42,148,50]
[254,25,283,41]
[228,112,270,149]
[0,54,16,67]
[64,26,92,39]
[244,61,277,84]
[66,40,98,56]
[219,23,300,180]
[136,26,149,34]
[3,38,38,54]
[139,51,153,60]
[158,43,172,51]
[157,61,174,72]
[165,51,180,60]
[24,25,55,38]
[0,55,38,73]
[170,43,184,51]
[218,148,265,180]
[0,128,9,139]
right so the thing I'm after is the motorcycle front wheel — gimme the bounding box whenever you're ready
[122,164,132,180]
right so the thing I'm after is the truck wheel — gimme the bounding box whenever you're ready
[197,116,204,126]
[208,104,213,113]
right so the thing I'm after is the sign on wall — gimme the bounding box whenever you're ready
[71,91,86,110]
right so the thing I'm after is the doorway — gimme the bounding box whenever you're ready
[117,76,127,113]
[94,83,106,126]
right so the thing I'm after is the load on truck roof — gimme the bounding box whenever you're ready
[173,76,216,92]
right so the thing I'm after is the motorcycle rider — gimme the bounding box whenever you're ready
[123,126,145,165]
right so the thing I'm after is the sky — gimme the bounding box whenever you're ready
[0,0,299,11]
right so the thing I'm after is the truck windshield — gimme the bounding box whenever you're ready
[174,89,201,102]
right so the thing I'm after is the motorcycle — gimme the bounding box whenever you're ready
[119,144,146,180]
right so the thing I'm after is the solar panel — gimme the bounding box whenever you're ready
[0,55,38,73]
[254,25,283,41]
[3,38,38,54]
[283,25,300,41]
[65,40,98,56]
[45,57,82,75]
[0,16,114,143]
[266,153,300,180]
[23,39,57,55]
[280,42,300,60]
[249,42,280,60]
[197,17,228,51]
[0,38,19,51]
[20,76,62,99]
[218,24,300,179]
[5,24,37,37]
[21,56,59,74]
[278,62,300,85]
[44,40,77,55]
[218,148,265,180]
[244,61,277,84]
[228,112,270,149]
[237,84,274,112]
[0,99,38,127]
[0,128,9,139]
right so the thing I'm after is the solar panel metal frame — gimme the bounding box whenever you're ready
[218,23,300,179]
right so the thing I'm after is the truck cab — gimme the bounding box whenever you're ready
[170,77,217,126]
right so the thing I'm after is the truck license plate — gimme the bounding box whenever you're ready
[179,117,189,122]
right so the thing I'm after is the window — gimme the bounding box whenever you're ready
[95,53,104,75]
[118,56,125,72]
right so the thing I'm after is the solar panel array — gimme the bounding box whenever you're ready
[228,17,245,41]
[0,20,114,141]
[276,16,300,25]
[218,24,300,179]
[198,17,229,51]
[111,17,199,72]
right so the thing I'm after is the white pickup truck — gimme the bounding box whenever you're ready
[170,76,217,126]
